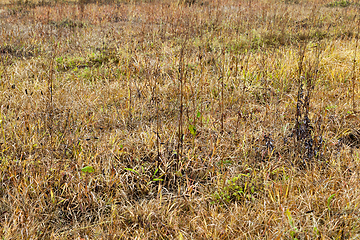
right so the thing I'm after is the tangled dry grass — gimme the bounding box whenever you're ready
[1,0,360,239]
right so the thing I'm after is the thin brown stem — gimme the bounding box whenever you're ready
[352,19,359,113]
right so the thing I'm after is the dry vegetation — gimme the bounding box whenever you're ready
[1,0,360,238]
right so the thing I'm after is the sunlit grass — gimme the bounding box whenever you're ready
[1,0,360,239]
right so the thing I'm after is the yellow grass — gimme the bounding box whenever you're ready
[1,0,360,239]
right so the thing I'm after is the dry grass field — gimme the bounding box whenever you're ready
[1,0,360,238]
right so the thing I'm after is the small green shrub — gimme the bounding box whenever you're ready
[326,0,352,7]
[213,172,262,203]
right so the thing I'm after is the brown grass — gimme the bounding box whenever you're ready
[1,0,360,239]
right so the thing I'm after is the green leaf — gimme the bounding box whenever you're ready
[285,209,297,230]
[50,189,55,204]
[188,124,196,136]
[81,166,94,173]
[325,105,337,110]
[314,227,320,235]
[124,168,139,175]
[327,193,336,211]
[152,178,163,182]
[153,168,159,176]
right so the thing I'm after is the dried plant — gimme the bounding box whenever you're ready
[1,0,360,239]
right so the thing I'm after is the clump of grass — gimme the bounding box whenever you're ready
[0,44,34,59]
[49,19,87,29]
[213,170,263,204]
[326,0,352,8]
